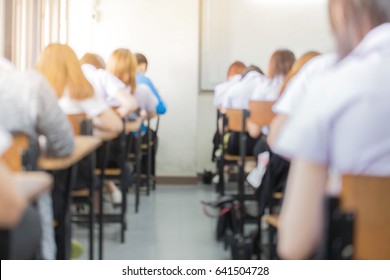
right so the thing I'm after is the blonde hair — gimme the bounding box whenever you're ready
[80,53,106,69]
[106,48,137,94]
[279,51,321,97]
[36,44,94,100]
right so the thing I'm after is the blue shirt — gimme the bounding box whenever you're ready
[136,72,167,115]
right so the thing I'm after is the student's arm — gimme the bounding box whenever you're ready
[145,78,167,115]
[267,114,289,149]
[277,158,328,259]
[247,121,262,139]
[0,161,27,228]
[36,76,74,157]
[114,89,138,117]
[93,108,124,134]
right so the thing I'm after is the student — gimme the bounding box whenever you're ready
[36,44,124,204]
[214,61,246,109]
[0,56,74,260]
[107,48,158,115]
[267,53,337,148]
[0,130,27,228]
[221,65,265,110]
[247,49,296,139]
[247,52,320,217]
[274,0,390,259]
[135,53,167,115]
[212,61,247,162]
[80,53,138,118]
[36,44,123,136]
[0,128,51,260]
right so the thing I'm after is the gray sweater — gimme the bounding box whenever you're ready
[0,69,74,157]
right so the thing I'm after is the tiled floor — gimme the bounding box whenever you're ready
[73,183,231,260]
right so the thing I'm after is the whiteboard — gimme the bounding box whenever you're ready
[200,0,333,91]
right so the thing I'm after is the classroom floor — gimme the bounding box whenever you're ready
[73,183,231,260]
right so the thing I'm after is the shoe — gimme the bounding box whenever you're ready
[71,239,84,260]
[110,187,122,206]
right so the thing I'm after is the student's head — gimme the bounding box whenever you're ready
[268,49,296,79]
[241,65,264,78]
[279,51,321,96]
[329,0,390,58]
[226,61,246,79]
[135,53,148,74]
[107,48,138,94]
[80,53,106,69]
[36,44,94,100]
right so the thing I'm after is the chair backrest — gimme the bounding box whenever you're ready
[340,175,390,260]
[225,109,247,132]
[67,113,87,136]
[1,134,29,172]
[248,101,276,127]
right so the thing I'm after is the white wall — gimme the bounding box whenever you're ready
[68,0,200,177]
[201,0,333,90]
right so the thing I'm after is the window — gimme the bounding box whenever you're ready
[3,0,68,69]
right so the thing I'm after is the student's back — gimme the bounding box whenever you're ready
[0,66,73,157]
[276,23,390,179]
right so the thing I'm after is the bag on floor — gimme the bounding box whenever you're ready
[231,233,255,260]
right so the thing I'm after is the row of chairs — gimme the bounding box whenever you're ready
[214,101,390,260]
[1,113,160,260]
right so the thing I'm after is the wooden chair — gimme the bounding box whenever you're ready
[336,175,390,260]
[248,101,276,127]
[66,113,97,259]
[1,134,29,172]
[219,109,255,233]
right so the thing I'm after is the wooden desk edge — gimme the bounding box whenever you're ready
[38,136,102,171]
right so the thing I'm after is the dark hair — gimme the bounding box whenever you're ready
[227,61,246,78]
[135,53,148,68]
[329,0,390,58]
[268,49,296,79]
[242,65,264,78]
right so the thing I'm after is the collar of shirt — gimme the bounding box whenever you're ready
[350,23,390,58]
[242,71,264,81]
[228,74,242,82]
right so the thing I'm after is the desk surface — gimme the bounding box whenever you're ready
[125,119,142,133]
[15,171,53,202]
[38,136,102,171]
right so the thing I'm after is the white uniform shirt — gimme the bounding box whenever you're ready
[133,84,159,112]
[58,91,108,117]
[222,71,266,109]
[0,128,11,155]
[275,23,390,181]
[273,54,337,116]
[81,64,127,107]
[251,75,284,102]
[214,74,242,108]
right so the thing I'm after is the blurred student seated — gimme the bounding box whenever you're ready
[0,128,42,259]
[0,55,74,260]
[274,0,390,259]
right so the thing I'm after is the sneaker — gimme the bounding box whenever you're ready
[71,240,84,259]
[110,187,122,206]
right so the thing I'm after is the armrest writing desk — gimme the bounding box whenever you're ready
[38,136,102,260]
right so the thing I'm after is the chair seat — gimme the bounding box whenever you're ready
[264,214,280,228]
[71,189,90,197]
[224,154,254,162]
[273,192,283,200]
[141,141,155,150]
[95,168,121,176]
